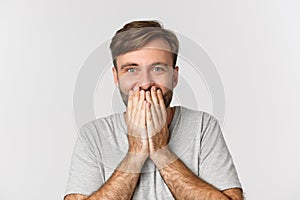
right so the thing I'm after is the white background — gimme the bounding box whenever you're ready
[1,0,300,199]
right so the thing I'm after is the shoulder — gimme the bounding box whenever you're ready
[78,112,125,141]
[177,106,219,127]
[81,113,122,128]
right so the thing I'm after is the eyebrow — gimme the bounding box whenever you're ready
[120,62,169,70]
[120,62,139,70]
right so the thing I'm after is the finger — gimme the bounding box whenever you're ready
[157,89,166,109]
[150,87,164,123]
[151,86,159,105]
[146,90,159,129]
[134,90,145,126]
[157,89,167,124]
[138,90,145,109]
[131,87,140,120]
[139,101,147,138]
[150,101,159,130]
[136,90,145,123]
[145,90,152,104]
[146,102,154,137]
[126,90,134,114]
[146,102,151,123]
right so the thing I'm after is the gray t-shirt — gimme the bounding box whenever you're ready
[65,106,242,199]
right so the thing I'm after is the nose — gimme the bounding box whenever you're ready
[139,71,154,91]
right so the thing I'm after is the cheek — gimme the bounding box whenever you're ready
[118,77,136,91]
[153,75,173,88]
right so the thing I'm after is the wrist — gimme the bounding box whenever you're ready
[150,146,178,169]
[117,152,148,173]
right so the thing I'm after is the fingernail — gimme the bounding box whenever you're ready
[129,90,133,95]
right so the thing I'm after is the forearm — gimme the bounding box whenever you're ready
[151,147,230,200]
[87,153,147,200]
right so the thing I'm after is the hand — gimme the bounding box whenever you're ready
[125,88,149,155]
[145,86,169,154]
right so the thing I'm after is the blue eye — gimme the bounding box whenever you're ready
[127,68,136,73]
[153,66,163,72]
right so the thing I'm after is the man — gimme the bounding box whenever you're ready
[65,20,243,200]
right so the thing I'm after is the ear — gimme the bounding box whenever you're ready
[173,66,179,88]
[112,67,119,87]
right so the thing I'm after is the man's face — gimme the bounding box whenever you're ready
[113,38,179,108]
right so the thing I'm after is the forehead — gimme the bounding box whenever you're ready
[116,38,173,67]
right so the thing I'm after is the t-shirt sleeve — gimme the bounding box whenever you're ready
[199,117,242,191]
[64,126,104,197]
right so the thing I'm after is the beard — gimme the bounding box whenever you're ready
[119,87,173,108]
